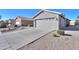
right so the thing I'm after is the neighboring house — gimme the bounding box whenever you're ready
[75,20,79,27]
[15,16,33,27]
[70,21,75,26]
[33,10,70,30]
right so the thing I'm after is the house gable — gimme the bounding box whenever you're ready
[33,10,61,20]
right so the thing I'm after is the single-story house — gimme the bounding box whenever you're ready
[33,10,70,30]
[15,16,33,27]
[70,21,75,26]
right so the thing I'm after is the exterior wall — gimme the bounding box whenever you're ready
[34,11,58,19]
[58,15,66,29]
[15,18,22,26]
[16,18,21,22]
[33,11,59,30]
[15,17,33,26]
[21,20,33,26]
[33,20,36,27]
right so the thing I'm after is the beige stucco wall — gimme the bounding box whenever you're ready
[34,11,58,19]
[58,15,66,29]
[15,18,33,26]
[21,20,33,26]
[34,11,59,30]
[15,18,22,26]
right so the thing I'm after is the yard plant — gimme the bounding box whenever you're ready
[0,20,7,28]
[57,30,65,35]
[53,30,65,37]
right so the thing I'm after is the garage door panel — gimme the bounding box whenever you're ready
[36,19,58,30]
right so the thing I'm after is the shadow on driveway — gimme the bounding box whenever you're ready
[63,34,72,36]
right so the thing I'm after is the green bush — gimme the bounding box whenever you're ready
[75,27,79,30]
[0,22,6,28]
[66,24,69,27]
[0,20,7,28]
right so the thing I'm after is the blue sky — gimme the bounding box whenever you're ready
[0,9,79,21]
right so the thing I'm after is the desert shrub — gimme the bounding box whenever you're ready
[66,24,69,27]
[53,30,60,37]
[57,30,65,35]
[75,27,79,30]
[52,30,65,37]
[53,33,60,37]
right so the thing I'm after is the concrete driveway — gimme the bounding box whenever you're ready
[19,30,79,50]
[0,28,52,50]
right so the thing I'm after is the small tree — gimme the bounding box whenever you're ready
[77,16,79,19]
[0,16,2,19]
[75,16,79,25]
[75,20,79,25]
[5,20,9,25]
[0,20,7,28]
